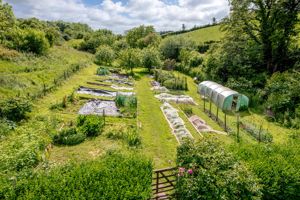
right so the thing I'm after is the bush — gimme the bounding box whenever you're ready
[125,129,141,147]
[182,106,193,117]
[18,28,50,55]
[162,59,176,71]
[115,94,137,108]
[0,98,32,122]
[0,119,16,138]
[96,66,110,75]
[264,72,300,127]
[153,69,188,90]
[106,126,141,147]
[53,128,86,146]
[1,153,153,199]
[77,115,104,137]
[176,138,262,200]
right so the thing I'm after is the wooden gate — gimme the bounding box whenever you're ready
[151,167,177,200]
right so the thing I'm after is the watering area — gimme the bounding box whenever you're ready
[161,102,193,143]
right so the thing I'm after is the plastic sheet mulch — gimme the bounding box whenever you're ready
[189,115,227,135]
[111,84,133,91]
[77,86,134,97]
[78,100,120,116]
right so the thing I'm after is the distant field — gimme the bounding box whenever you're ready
[168,25,224,43]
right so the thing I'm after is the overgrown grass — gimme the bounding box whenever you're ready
[0,43,92,101]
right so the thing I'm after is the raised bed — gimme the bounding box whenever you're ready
[161,102,193,143]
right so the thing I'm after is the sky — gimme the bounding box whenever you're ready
[4,0,230,34]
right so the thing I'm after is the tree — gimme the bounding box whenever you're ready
[126,25,160,48]
[0,0,15,41]
[212,17,217,24]
[94,45,115,66]
[119,48,141,74]
[160,37,195,60]
[79,29,116,53]
[142,47,161,72]
[226,0,300,74]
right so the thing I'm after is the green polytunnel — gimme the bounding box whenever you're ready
[198,81,249,112]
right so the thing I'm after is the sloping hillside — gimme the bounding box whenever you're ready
[169,25,224,43]
[0,43,93,100]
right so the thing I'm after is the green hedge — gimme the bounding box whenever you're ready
[1,153,153,199]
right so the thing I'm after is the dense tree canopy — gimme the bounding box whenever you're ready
[126,25,160,48]
[79,29,116,53]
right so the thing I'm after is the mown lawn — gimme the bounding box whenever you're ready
[135,70,178,168]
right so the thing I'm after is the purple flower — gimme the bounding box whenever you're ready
[187,169,193,175]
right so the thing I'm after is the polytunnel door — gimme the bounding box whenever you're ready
[231,95,238,111]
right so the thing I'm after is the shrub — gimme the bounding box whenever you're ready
[1,153,153,199]
[125,129,141,147]
[19,28,50,55]
[153,69,188,90]
[176,138,262,200]
[106,126,141,147]
[182,106,193,117]
[77,115,104,137]
[0,119,16,138]
[264,72,300,127]
[96,66,110,75]
[162,59,176,71]
[53,128,86,146]
[0,98,32,122]
[115,94,137,108]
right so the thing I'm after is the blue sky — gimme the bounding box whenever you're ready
[5,0,229,33]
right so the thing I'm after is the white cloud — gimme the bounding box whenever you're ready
[5,0,230,33]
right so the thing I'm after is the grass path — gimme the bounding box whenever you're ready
[136,75,178,168]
